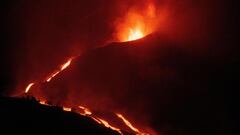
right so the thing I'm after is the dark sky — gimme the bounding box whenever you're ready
[0,0,119,94]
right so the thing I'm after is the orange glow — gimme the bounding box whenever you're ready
[46,58,72,82]
[128,28,144,41]
[39,100,51,106]
[98,118,122,134]
[115,2,158,42]
[116,113,148,135]
[63,107,72,112]
[61,60,71,70]
[78,106,92,115]
[25,82,35,93]
[46,71,60,82]
[91,117,102,124]
[39,100,47,105]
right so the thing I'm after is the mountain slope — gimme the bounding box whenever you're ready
[29,33,236,135]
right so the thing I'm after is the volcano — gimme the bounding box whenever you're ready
[23,33,235,135]
[1,0,237,134]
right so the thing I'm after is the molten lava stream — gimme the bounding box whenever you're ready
[116,113,148,135]
[24,58,73,94]
[46,58,72,82]
[76,106,122,134]
[25,82,35,93]
[97,118,122,134]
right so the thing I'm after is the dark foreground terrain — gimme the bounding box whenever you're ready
[0,96,122,135]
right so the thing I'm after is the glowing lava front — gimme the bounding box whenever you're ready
[61,59,71,70]
[39,100,48,105]
[25,82,35,93]
[63,107,72,112]
[78,106,92,115]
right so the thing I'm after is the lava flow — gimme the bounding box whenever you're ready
[23,56,151,134]
[77,106,122,134]
[25,82,35,93]
[97,118,122,134]
[116,113,148,135]
[24,58,73,94]
[46,58,72,82]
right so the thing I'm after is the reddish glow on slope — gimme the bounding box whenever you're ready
[25,82,35,93]
[20,53,152,135]
[22,55,150,134]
